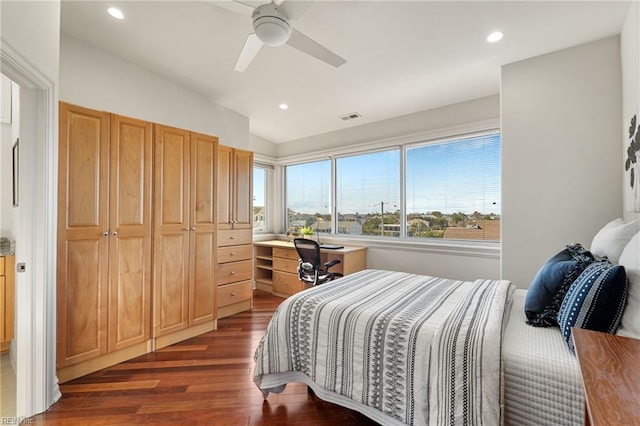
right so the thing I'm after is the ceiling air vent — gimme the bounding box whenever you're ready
[339,112,362,121]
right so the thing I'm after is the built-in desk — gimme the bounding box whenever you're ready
[253,240,367,298]
[572,327,640,425]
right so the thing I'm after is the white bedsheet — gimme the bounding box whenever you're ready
[502,289,584,426]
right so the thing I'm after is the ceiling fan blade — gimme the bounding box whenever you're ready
[208,0,254,17]
[287,29,346,68]
[278,1,315,20]
[234,33,263,72]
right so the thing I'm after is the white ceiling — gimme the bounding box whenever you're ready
[60,0,631,143]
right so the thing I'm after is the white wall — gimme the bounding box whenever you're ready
[1,0,62,417]
[501,36,622,289]
[250,133,277,157]
[59,35,251,150]
[621,1,640,221]
[278,95,500,157]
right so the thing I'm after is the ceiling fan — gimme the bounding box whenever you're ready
[212,0,347,72]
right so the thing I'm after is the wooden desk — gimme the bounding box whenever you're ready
[253,240,367,298]
[572,327,640,426]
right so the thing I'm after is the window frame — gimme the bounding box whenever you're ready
[280,122,501,248]
[252,160,274,234]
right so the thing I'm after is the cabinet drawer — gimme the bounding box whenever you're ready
[217,260,253,285]
[273,271,303,296]
[218,229,252,247]
[273,257,298,274]
[273,247,298,260]
[217,280,252,308]
[217,244,252,263]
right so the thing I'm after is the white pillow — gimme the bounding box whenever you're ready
[590,218,640,263]
[617,230,640,339]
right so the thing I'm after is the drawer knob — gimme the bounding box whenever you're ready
[230,252,236,256]
[230,236,236,240]
[231,292,236,297]
[230,271,235,275]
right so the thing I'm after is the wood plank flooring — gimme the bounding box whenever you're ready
[30,290,379,425]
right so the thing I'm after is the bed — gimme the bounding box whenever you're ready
[253,269,584,425]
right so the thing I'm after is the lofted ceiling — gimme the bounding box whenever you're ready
[60,0,631,143]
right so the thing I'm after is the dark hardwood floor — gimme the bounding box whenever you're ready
[31,290,379,425]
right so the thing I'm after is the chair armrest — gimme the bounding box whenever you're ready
[324,259,341,270]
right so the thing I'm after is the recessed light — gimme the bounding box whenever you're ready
[279,103,289,110]
[487,31,503,43]
[108,7,124,20]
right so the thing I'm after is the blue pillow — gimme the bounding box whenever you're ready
[525,244,594,327]
[557,260,628,353]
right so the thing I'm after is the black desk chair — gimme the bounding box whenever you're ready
[293,238,341,286]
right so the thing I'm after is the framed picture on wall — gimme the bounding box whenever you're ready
[12,138,18,207]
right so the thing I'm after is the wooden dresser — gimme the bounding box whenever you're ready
[572,327,640,425]
[254,240,367,298]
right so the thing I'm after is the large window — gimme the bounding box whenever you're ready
[406,133,501,241]
[284,131,501,242]
[336,150,400,237]
[285,160,331,235]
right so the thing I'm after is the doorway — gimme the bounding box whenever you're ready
[1,39,60,419]
[0,72,18,418]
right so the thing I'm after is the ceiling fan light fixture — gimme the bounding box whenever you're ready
[252,3,291,47]
[254,15,291,46]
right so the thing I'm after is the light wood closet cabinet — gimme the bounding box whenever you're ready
[57,103,152,381]
[153,124,218,348]
[216,146,253,318]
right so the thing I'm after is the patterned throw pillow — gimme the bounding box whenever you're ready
[557,260,628,353]
[525,244,595,327]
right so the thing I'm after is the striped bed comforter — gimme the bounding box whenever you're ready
[253,269,514,425]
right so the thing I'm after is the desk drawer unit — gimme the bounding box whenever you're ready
[273,271,303,297]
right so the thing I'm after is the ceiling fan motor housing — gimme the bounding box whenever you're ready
[252,3,291,46]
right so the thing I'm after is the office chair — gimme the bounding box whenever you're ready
[293,238,341,286]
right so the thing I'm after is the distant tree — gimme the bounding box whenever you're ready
[362,217,382,235]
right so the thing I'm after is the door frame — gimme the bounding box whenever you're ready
[1,38,61,417]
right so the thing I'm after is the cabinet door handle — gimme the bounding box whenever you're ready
[111,231,118,236]
[190,227,196,231]
[102,232,109,237]
[184,227,190,231]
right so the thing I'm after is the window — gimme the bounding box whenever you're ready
[283,130,501,242]
[253,166,267,231]
[285,160,331,235]
[336,150,400,237]
[406,133,501,241]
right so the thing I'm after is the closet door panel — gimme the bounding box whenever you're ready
[108,115,152,351]
[153,125,190,336]
[216,145,232,230]
[189,133,218,325]
[232,149,253,229]
[57,102,109,368]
